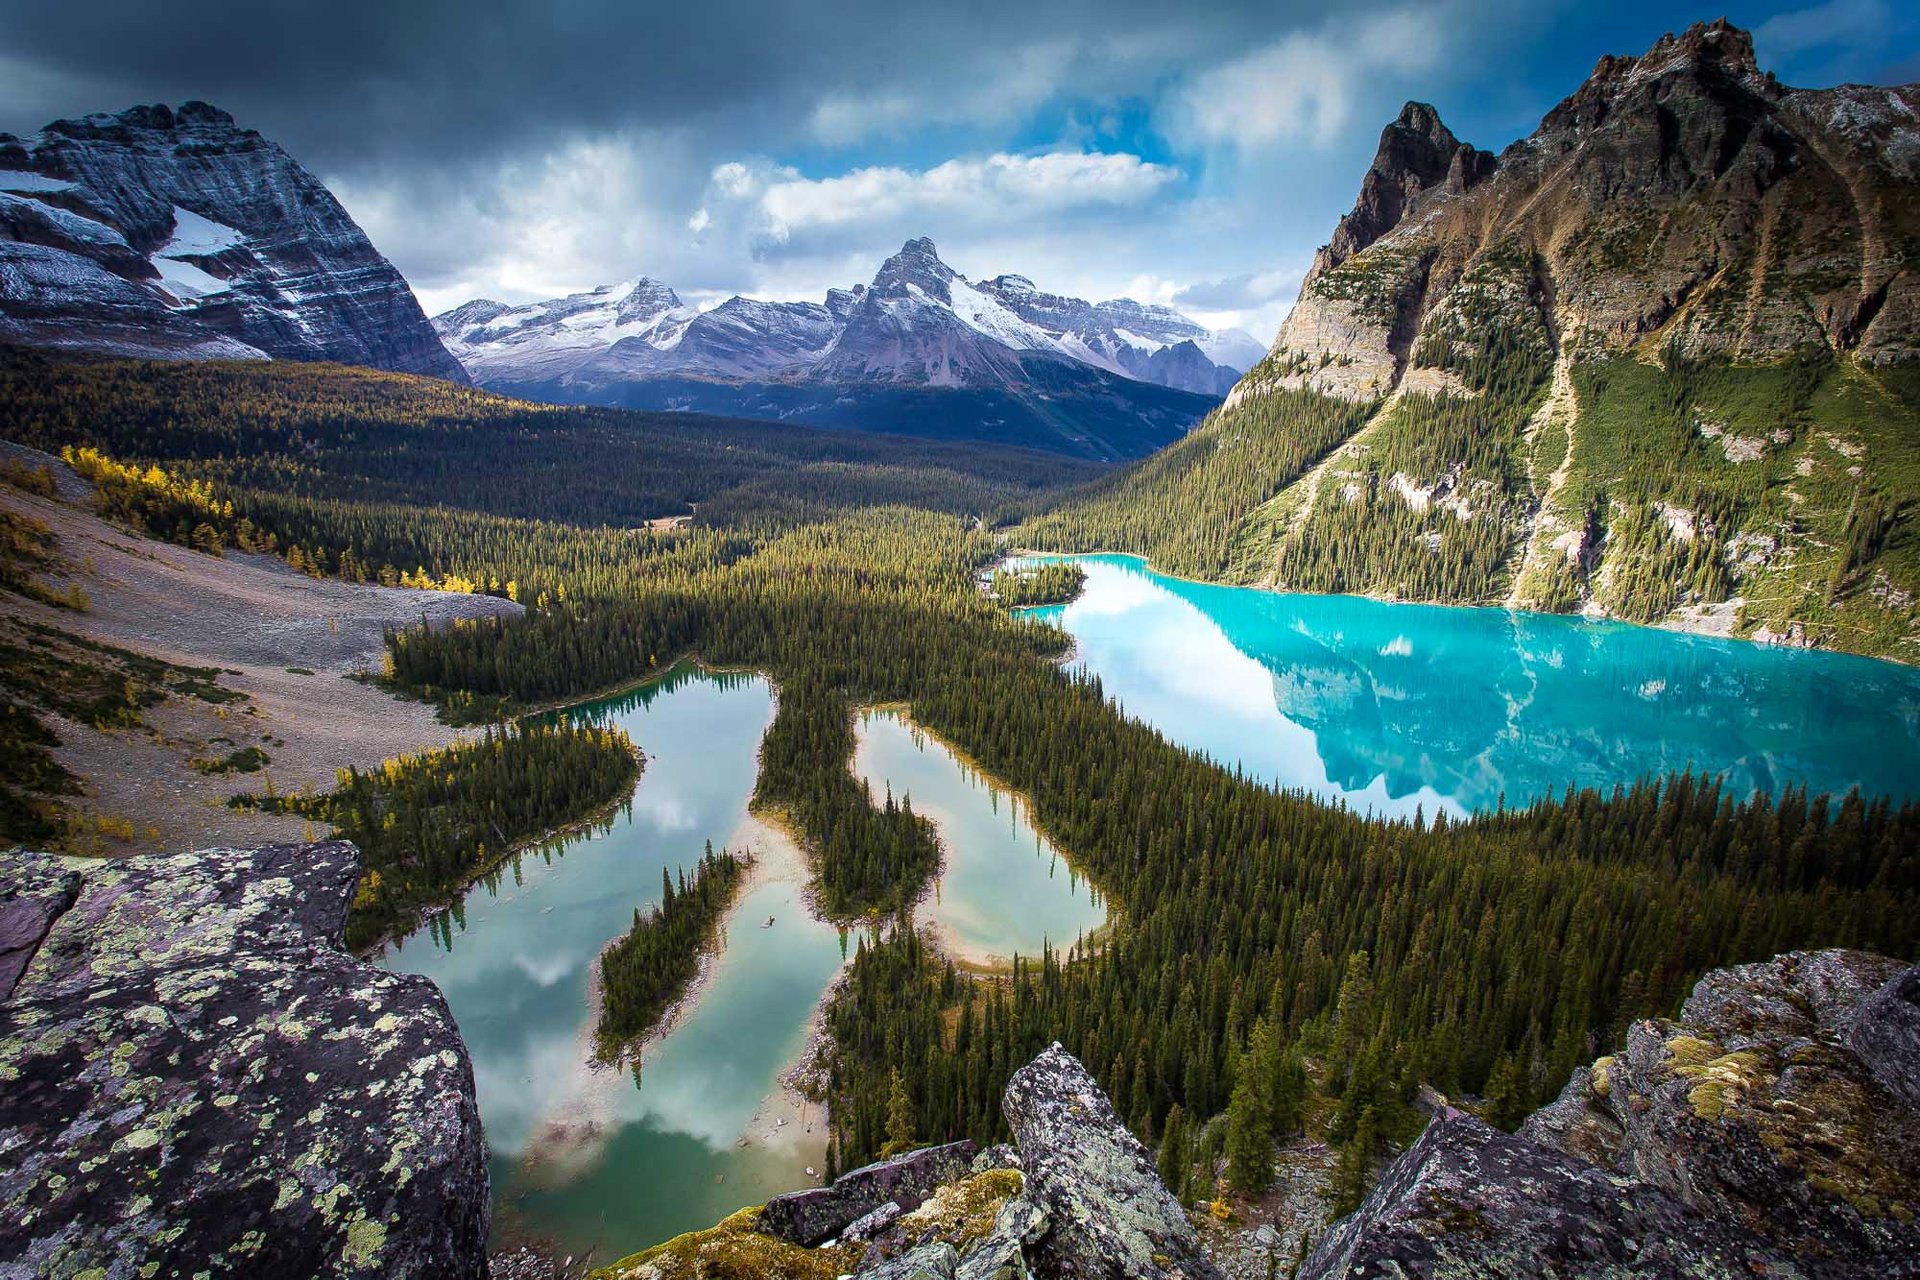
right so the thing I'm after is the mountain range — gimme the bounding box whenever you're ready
[1023,19,1920,659]
[0,102,462,380]
[434,237,1259,459]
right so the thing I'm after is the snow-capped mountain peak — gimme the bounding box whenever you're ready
[436,234,1260,401]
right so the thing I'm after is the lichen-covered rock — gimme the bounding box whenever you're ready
[865,1241,959,1280]
[952,1195,1048,1280]
[1300,1112,1803,1279]
[0,853,78,1000]
[1849,962,1920,1111]
[846,1201,905,1243]
[759,1139,979,1246]
[1001,1042,1220,1280]
[971,1143,1021,1174]
[1523,950,1920,1273]
[0,842,488,1278]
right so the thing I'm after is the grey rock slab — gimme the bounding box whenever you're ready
[1299,1113,1805,1280]
[759,1139,979,1246]
[1001,1042,1220,1280]
[0,842,488,1279]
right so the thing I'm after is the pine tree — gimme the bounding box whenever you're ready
[1157,1104,1189,1201]
[1329,1106,1378,1217]
[883,1067,916,1157]
[1226,1070,1273,1196]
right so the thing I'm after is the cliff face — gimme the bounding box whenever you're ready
[1265,19,1918,397]
[0,102,466,380]
[0,842,489,1279]
[1075,20,1920,659]
[1306,949,1920,1279]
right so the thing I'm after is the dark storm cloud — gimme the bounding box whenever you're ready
[0,0,1288,166]
[4,0,1911,327]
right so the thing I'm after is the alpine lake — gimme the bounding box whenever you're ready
[385,555,1920,1264]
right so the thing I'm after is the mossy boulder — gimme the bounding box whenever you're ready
[1520,949,1920,1274]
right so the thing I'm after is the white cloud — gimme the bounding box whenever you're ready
[701,150,1181,255]
[1755,0,1889,60]
[1177,7,1449,149]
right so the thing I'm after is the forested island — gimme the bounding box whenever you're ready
[597,842,750,1059]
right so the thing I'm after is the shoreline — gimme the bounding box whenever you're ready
[849,705,1118,975]
[1003,547,1918,668]
[359,738,645,960]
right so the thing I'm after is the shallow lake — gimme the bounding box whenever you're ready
[381,666,846,1265]
[1018,553,1920,818]
[852,709,1106,965]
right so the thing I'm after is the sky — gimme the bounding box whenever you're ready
[2,0,1916,342]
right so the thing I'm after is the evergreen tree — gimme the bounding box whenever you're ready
[1157,1104,1189,1201]
[1226,1070,1274,1196]
[884,1067,917,1157]
[1329,1107,1378,1218]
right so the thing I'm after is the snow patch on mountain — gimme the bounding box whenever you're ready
[438,237,1257,400]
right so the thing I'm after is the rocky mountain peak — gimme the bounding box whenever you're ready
[1318,100,1494,276]
[869,236,959,301]
[0,100,466,379]
[614,277,684,323]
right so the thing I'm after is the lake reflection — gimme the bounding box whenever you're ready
[852,710,1105,964]
[1023,555,1920,817]
[382,665,845,1263]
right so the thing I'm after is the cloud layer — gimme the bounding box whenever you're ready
[3,0,1914,335]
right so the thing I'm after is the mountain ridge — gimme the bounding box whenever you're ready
[1022,19,1920,659]
[435,236,1248,459]
[0,102,464,381]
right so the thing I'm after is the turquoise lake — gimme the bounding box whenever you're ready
[1020,554,1920,818]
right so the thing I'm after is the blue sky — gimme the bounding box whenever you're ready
[2,0,1915,340]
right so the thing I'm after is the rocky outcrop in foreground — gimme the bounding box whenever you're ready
[1305,949,1920,1279]
[603,950,1916,1279]
[597,1042,1218,1280]
[0,842,488,1278]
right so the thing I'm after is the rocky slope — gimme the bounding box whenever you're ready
[1304,949,1920,1278]
[0,102,465,380]
[435,238,1242,460]
[0,841,488,1278]
[1032,21,1920,657]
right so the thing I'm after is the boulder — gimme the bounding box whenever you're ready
[1316,949,1920,1279]
[865,1242,959,1280]
[953,1196,1048,1280]
[1001,1042,1220,1280]
[1524,950,1920,1272]
[845,1201,905,1243]
[759,1140,979,1245]
[1851,963,1920,1111]
[0,853,79,1000]
[0,842,488,1278]
[1299,1113,1801,1279]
